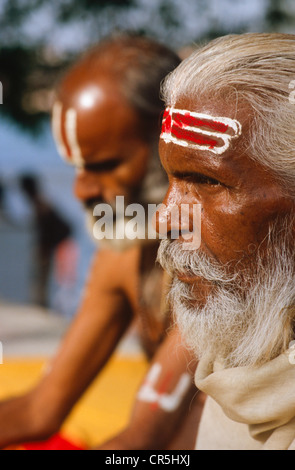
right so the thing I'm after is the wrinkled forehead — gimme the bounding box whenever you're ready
[51,81,117,166]
[52,75,142,167]
[160,104,243,156]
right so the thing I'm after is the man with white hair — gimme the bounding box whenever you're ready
[157,33,295,450]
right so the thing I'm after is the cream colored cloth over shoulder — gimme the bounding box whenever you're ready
[194,348,295,450]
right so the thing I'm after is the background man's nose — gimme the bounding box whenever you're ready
[74,170,102,202]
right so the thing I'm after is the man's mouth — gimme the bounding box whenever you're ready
[175,268,223,288]
[175,269,202,284]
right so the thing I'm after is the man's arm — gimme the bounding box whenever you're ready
[0,247,136,448]
[97,326,205,450]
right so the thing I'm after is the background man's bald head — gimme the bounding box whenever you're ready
[57,33,181,139]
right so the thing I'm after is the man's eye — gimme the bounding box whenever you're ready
[195,174,221,186]
[84,159,121,173]
[179,173,222,186]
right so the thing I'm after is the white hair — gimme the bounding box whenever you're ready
[162,33,295,197]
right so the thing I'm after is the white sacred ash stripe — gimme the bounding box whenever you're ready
[137,363,192,412]
[161,107,242,155]
[161,134,231,154]
[171,108,242,134]
[51,102,68,161]
[65,108,84,168]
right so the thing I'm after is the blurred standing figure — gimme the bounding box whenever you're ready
[19,174,72,307]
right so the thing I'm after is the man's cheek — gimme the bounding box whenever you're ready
[288,341,295,365]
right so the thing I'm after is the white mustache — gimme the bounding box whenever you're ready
[157,239,238,285]
[162,216,295,368]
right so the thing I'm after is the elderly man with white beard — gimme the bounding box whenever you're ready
[156,33,295,450]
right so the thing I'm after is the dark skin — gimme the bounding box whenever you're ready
[59,72,151,203]
[157,95,295,297]
[0,66,205,450]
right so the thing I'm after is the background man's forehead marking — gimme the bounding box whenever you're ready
[65,108,85,168]
[52,101,69,161]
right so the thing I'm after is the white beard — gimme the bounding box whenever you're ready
[157,219,295,368]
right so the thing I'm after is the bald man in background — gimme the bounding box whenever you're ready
[0,33,204,450]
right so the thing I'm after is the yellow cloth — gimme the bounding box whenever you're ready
[0,354,148,448]
[195,347,295,450]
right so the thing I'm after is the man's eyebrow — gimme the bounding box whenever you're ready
[171,169,222,184]
[83,158,121,172]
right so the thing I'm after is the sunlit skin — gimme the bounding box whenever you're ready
[58,73,151,206]
[157,95,295,301]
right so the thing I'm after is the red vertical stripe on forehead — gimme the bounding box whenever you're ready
[161,108,172,134]
[160,106,242,154]
[173,112,229,134]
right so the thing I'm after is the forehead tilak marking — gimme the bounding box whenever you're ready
[52,102,68,160]
[52,101,84,168]
[161,107,242,155]
[65,108,84,168]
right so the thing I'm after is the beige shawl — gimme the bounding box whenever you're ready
[194,347,295,450]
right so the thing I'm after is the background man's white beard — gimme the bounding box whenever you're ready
[158,225,295,368]
[137,141,168,205]
[85,210,148,251]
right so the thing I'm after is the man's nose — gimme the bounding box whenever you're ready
[74,170,102,202]
[154,186,201,244]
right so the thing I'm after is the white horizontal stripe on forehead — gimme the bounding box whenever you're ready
[161,133,234,155]
[161,106,242,155]
[172,108,242,135]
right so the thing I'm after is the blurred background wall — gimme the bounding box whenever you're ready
[0,0,294,316]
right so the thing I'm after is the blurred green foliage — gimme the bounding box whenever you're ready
[0,0,294,134]
[0,0,137,132]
